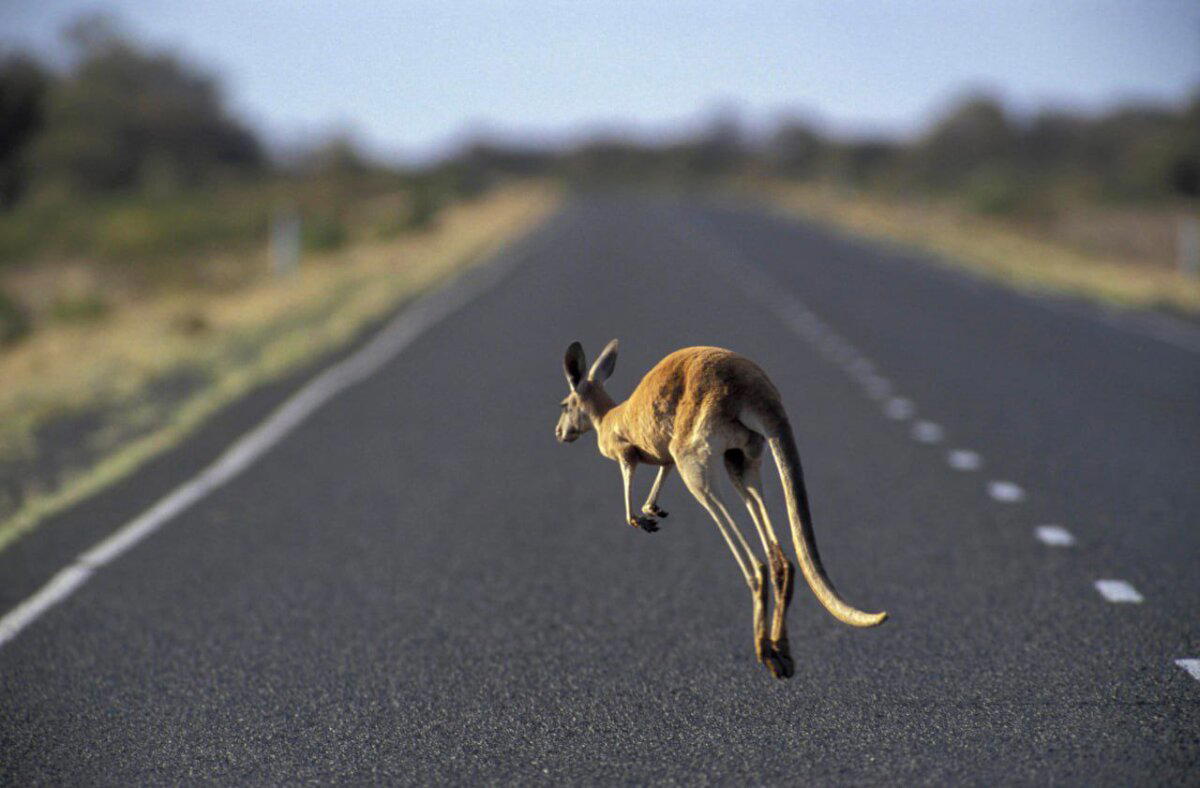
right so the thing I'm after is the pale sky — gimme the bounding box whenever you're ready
[3,1,1199,162]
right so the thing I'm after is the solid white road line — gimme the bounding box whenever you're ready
[911,421,945,443]
[1176,659,1200,681]
[0,226,551,649]
[987,480,1026,503]
[1094,579,1144,604]
[1034,525,1077,547]
[946,449,983,471]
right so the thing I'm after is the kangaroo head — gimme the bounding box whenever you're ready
[555,339,618,443]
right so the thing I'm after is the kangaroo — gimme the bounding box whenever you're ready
[554,339,886,679]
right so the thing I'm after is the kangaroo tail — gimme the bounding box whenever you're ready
[764,413,887,628]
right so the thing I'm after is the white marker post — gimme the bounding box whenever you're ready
[271,209,301,277]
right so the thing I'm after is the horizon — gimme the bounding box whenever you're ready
[4,1,1199,163]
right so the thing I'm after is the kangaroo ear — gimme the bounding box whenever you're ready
[588,338,618,382]
[564,341,586,390]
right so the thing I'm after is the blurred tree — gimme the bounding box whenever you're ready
[297,135,371,178]
[31,13,263,197]
[404,180,441,230]
[1167,93,1200,198]
[422,139,551,199]
[678,106,747,178]
[560,137,661,184]
[1023,110,1088,174]
[1075,104,1193,201]
[0,53,50,208]
[911,94,1016,190]
[830,138,901,188]
[768,118,826,179]
[458,140,550,177]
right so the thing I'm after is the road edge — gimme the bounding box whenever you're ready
[0,205,572,647]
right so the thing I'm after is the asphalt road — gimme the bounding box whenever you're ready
[2,194,1198,784]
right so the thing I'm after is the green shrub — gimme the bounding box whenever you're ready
[94,196,266,261]
[301,214,347,252]
[373,218,403,240]
[405,186,441,231]
[50,293,109,324]
[963,167,1032,216]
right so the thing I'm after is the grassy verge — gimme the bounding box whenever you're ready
[0,183,558,551]
[757,180,1200,316]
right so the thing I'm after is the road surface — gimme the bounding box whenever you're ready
[2,195,1198,783]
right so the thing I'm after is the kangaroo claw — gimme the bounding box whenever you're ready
[628,515,659,532]
[771,654,794,679]
[767,640,794,679]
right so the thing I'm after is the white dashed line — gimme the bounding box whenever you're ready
[1034,525,1076,547]
[680,216,1170,680]
[987,480,1025,503]
[1176,659,1200,681]
[946,449,983,471]
[1094,579,1144,604]
[911,421,945,443]
[883,397,915,420]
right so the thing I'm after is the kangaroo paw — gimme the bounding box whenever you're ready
[642,504,669,519]
[628,515,659,533]
[762,651,790,680]
[768,639,795,679]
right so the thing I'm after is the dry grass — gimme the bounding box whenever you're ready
[0,183,559,550]
[758,180,1200,316]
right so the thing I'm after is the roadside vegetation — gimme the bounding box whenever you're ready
[444,93,1200,314]
[0,184,553,549]
[749,94,1200,314]
[0,17,556,546]
[757,179,1200,315]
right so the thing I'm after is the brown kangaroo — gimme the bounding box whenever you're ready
[555,339,886,679]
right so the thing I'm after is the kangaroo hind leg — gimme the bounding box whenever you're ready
[725,444,795,680]
[675,448,774,677]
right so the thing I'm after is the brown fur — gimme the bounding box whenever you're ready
[600,347,779,464]
[556,341,886,679]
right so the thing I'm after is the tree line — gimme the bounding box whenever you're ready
[2,15,1196,220]
[459,92,1199,216]
[1,16,265,209]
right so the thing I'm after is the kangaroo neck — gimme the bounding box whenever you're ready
[585,388,617,427]
[592,396,629,460]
